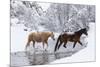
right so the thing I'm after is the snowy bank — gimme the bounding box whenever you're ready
[50,23,96,64]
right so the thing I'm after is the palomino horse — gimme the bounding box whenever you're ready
[54,28,88,52]
[26,32,55,50]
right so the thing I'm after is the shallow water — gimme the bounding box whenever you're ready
[11,36,87,67]
[10,47,85,67]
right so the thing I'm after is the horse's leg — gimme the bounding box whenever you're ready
[25,40,31,50]
[43,42,45,49]
[73,42,77,48]
[45,41,48,49]
[32,41,35,48]
[78,41,83,46]
[44,42,48,51]
[63,43,67,48]
[63,41,67,48]
[58,42,63,50]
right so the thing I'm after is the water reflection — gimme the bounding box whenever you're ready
[11,46,86,66]
[25,49,78,65]
[26,50,49,65]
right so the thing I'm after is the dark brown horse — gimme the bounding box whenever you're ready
[54,28,88,52]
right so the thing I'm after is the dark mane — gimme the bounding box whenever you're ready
[75,28,86,33]
[75,28,88,35]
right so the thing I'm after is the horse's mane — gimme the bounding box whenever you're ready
[75,28,87,34]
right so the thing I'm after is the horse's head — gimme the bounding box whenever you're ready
[82,28,88,36]
[50,32,55,40]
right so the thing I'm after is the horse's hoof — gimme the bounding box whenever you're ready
[73,47,75,48]
[63,45,66,48]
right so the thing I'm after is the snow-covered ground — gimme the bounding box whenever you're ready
[11,24,59,52]
[11,23,95,66]
[11,24,87,52]
[11,24,28,52]
[50,23,96,64]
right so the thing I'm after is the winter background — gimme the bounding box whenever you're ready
[10,0,95,66]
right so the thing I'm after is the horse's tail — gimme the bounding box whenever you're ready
[25,33,32,50]
[54,35,61,52]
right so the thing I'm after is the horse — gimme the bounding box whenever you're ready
[25,32,55,50]
[54,28,88,52]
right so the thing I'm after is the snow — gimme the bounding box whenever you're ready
[11,22,95,66]
[11,24,59,52]
[11,18,19,26]
[50,23,96,64]
[11,24,28,52]
[38,2,50,11]
[10,1,95,66]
